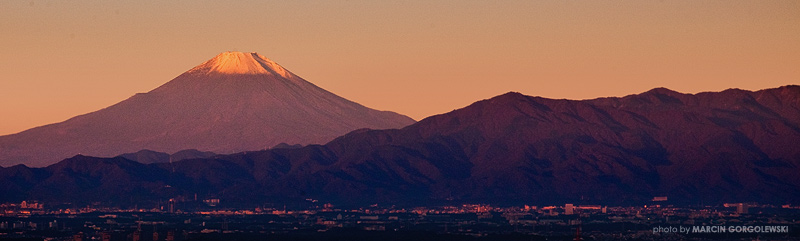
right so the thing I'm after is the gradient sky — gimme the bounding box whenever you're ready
[1,1,798,135]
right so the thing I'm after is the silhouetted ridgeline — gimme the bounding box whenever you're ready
[1,86,799,206]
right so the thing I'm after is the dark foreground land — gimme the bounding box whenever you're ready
[1,204,799,241]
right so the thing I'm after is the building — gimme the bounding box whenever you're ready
[652,196,668,202]
[565,204,574,215]
[73,232,84,241]
[203,199,220,207]
[736,203,748,214]
[168,199,175,213]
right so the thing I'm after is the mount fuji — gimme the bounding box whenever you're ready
[0,52,415,167]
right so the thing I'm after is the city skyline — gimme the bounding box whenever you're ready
[1,1,799,135]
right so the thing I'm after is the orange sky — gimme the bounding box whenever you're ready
[1,1,798,135]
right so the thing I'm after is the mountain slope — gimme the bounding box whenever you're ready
[2,86,799,206]
[0,52,415,167]
[117,149,217,164]
[243,85,799,205]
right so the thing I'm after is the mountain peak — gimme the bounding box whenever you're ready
[188,51,294,77]
[0,51,416,167]
[643,87,681,95]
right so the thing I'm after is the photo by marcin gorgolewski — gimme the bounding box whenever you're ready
[1,1,798,240]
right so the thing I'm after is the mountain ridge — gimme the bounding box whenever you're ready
[2,85,798,206]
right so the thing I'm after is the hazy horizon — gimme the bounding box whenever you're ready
[1,1,798,135]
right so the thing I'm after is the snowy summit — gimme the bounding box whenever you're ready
[189,51,294,77]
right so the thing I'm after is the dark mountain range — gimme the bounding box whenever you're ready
[0,52,415,167]
[117,149,217,164]
[1,86,799,206]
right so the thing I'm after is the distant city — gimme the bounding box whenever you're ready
[1,199,798,241]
